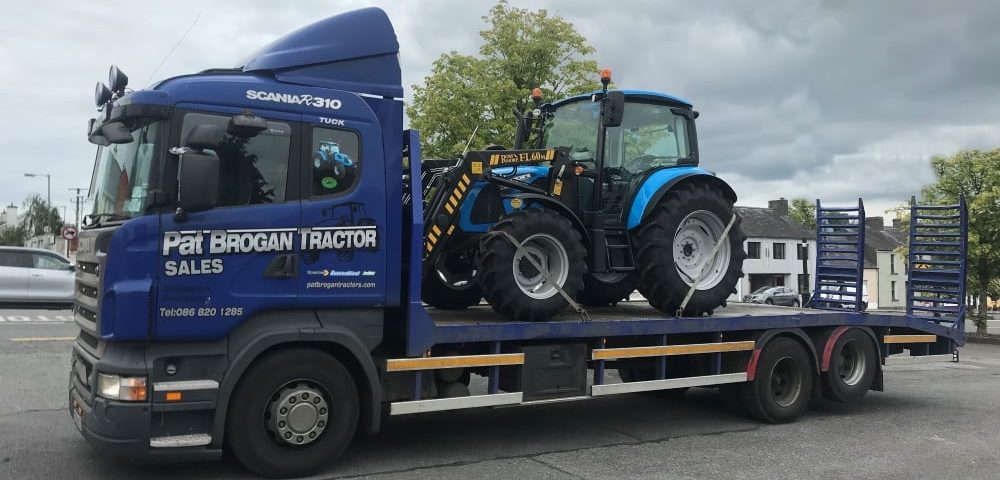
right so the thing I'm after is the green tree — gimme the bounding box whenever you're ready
[0,194,62,247]
[788,198,816,230]
[408,1,601,158]
[920,149,1000,334]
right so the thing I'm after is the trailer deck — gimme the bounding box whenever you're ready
[410,301,963,353]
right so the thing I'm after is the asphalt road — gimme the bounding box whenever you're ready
[2,307,1000,480]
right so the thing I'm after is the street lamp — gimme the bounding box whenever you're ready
[24,173,51,206]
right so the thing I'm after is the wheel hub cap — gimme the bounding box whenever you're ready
[673,210,731,290]
[838,340,866,386]
[511,233,570,300]
[267,382,330,446]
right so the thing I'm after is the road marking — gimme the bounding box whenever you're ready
[9,337,76,342]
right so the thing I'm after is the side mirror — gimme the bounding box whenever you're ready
[177,150,220,213]
[602,91,625,127]
[228,110,268,138]
[183,124,225,150]
[101,122,133,144]
[67,263,76,272]
[87,119,109,146]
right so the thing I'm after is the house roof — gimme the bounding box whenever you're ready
[736,206,816,240]
[863,226,906,267]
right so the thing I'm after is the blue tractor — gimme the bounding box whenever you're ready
[313,140,356,187]
[421,74,746,320]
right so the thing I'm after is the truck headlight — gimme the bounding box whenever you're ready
[97,373,147,401]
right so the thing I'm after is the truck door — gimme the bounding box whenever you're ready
[297,114,386,306]
[155,109,302,340]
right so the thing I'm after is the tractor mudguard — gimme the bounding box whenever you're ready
[508,192,590,245]
[624,166,737,230]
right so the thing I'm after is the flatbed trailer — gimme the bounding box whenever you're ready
[68,9,968,478]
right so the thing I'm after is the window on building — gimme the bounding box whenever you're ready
[890,253,896,274]
[891,281,898,301]
[747,241,761,259]
[773,242,786,260]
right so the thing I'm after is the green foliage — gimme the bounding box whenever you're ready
[0,194,63,247]
[788,198,816,230]
[920,148,1000,332]
[407,1,601,158]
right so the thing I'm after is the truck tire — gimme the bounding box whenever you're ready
[226,349,359,478]
[633,183,745,316]
[821,328,878,404]
[422,272,482,310]
[739,337,813,423]
[579,272,639,307]
[477,209,587,321]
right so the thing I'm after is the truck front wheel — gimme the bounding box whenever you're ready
[226,349,359,478]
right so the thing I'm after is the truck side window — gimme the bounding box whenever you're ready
[180,113,293,206]
[311,127,360,196]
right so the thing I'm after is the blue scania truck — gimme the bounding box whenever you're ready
[71,7,969,478]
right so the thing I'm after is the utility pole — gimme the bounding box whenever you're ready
[68,187,87,228]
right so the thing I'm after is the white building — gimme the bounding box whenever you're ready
[731,199,816,302]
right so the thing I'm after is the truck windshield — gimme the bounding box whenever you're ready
[89,121,163,221]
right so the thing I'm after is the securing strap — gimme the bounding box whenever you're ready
[494,230,591,322]
[676,212,738,317]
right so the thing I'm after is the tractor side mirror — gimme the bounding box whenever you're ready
[177,149,220,213]
[602,91,625,127]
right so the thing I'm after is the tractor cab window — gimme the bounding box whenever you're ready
[542,100,600,164]
[618,103,690,175]
[310,127,361,196]
[179,113,293,206]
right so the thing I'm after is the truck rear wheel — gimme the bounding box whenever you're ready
[579,272,639,307]
[226,349,359,478]
[633,183,745,316]
[477,209,587,321]
[821,328,877,403]
[739,337,814,423]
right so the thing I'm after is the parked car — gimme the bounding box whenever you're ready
[744,286,801,307]
[0,247,75,306]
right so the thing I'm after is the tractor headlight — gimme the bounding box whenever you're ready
[98,373,147,402]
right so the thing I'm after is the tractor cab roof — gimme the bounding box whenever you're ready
[552,89,692,109]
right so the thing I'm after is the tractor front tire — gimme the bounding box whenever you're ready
[422,272,482,310]
[579,272,639,307]
[633,183,745,316]
[478,209,587,321]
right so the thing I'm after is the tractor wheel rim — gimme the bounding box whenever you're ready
[265,380,330,447]
[769,356,803,407]
[838,340,867,386]
[673,210,731,290]
[512,233,569,300]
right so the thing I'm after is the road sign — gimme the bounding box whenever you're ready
[61,225,78,240]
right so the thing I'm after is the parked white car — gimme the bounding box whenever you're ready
[0,247,75,306]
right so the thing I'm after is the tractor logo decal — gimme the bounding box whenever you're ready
[488,149,555,166]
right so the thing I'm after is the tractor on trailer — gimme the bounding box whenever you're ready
[71,7,969,478]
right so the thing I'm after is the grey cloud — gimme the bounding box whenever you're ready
[0,0,996,217]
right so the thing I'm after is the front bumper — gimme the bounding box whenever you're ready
[68,340,223,463]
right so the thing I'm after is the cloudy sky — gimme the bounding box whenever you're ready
[1,0,998,222]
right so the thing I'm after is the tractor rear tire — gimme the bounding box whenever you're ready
[579,272,639,307]
[633,183,745,316]
[477,209,587,321]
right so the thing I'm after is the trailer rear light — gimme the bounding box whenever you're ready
[97,374,148,402]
